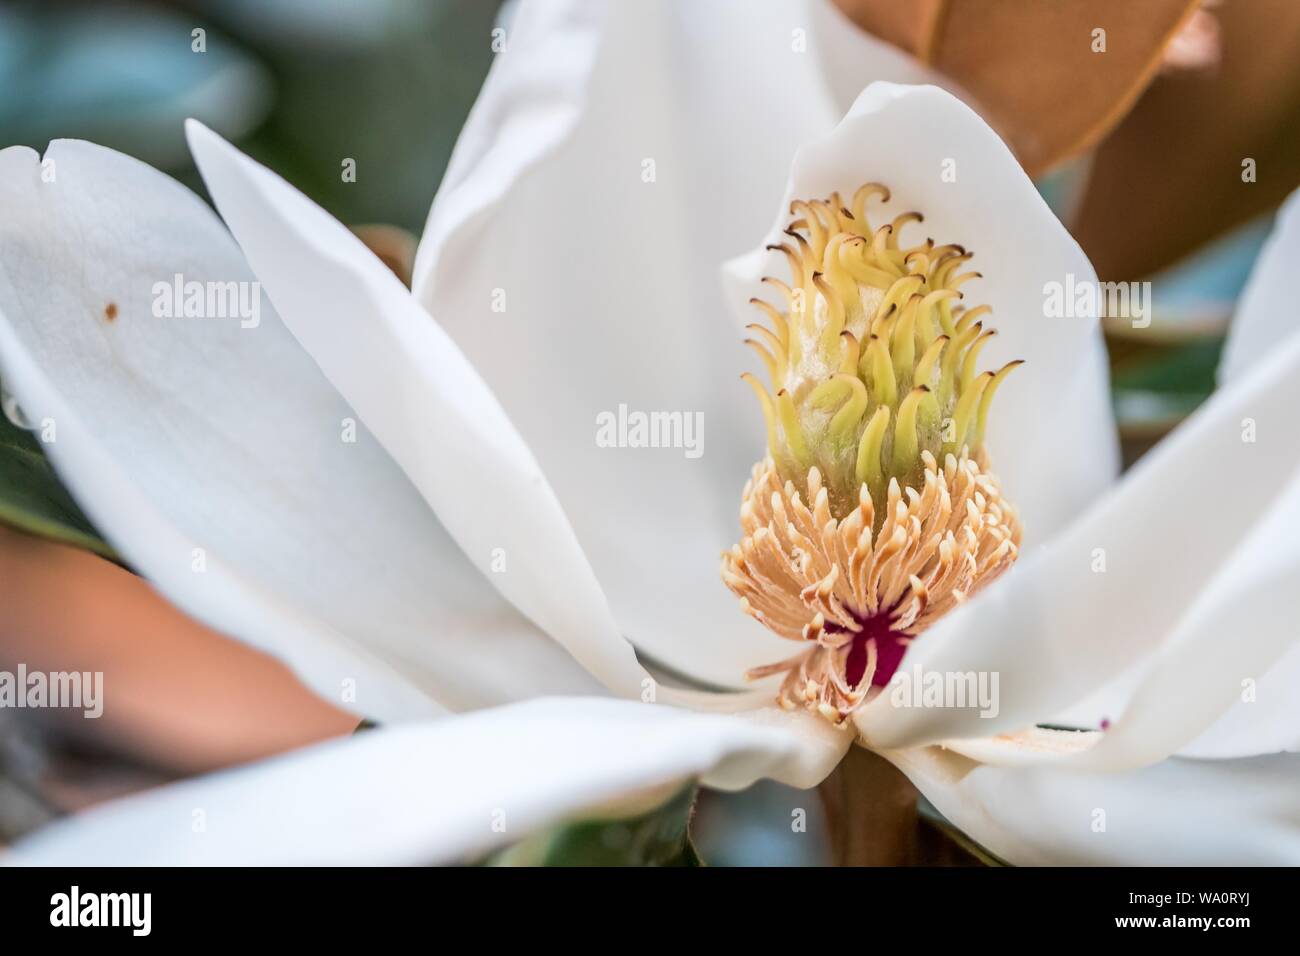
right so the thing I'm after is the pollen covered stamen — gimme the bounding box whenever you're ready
[723,183,1024,723]
[741,184,1020,518]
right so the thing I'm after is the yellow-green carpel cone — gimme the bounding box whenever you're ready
[722,183,1024,724]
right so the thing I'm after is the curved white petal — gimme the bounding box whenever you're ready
[858,327,1300,752]
[932,727,1099,769]
[183,121,646,699]
[944,475,1300,771]
[409,0,964,689]
[5,698,812,865]
[1087,190,1300,762]
[1176,642,1300,758]
[1218,187,1300,385]
[659,685,852,786]
[1057,470,1300,770]
[874,190,1300,763]
[1106,188,1300,762]
[724,82,1117,549]
[0,140,602,721]
[888,744,1300,865]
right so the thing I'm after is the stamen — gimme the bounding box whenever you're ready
[722,451,1020,722]
[724,180,1025,722]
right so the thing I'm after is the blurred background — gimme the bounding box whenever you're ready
[1,0,1297,864]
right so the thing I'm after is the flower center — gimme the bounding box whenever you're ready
[837,613,908,689]
[722,182,1024,724]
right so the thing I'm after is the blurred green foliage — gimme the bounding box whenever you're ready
[0,412,112,559]
[482,786,704,867]
[0,0,502,229]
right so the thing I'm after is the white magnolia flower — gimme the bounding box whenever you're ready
[3,0,1300,865]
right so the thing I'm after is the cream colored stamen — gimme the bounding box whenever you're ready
[722,451,1020,722]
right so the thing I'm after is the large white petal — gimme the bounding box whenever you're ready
[857,327,1300,752]
[1176,643,1300,758]
[972,191,1300,764]
[183,121,646,699]
[410,0,957,689]
[936,478,1300,771]
[1053,469,1300,770]
[888,743,1300,865]
[6,698,815,865]
[880,190,1300,763]
[659,684,852,786]
[0,140,602,721]
[1086,187,1300,762]
[1218,187,1300,385]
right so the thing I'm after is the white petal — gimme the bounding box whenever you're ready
[408,1,961,688]
[659,685,853,787]
[944,473,1300,770]
[1056,470,1300,770]
[5,698,813,865]
[1097,190,1300,762]
[858,328,1300,751]
[1177,642,1300,758]
[888,744,1300,864]
[723,82,1118,549]
[1218,187,1300,385]
[930,727,1100,769]
[0,140,601,721]
[1054,194,1300,761]
[183,121,646,698]
[925,353,1300,770]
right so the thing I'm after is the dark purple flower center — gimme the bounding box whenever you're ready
[827,612,910,689]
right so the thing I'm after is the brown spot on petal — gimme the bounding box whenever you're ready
[104,302,118,321]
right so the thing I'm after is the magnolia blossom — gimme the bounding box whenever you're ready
[3,1,1300,865]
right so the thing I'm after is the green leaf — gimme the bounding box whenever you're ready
[0,408,115,559]
[481,785,703,867]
